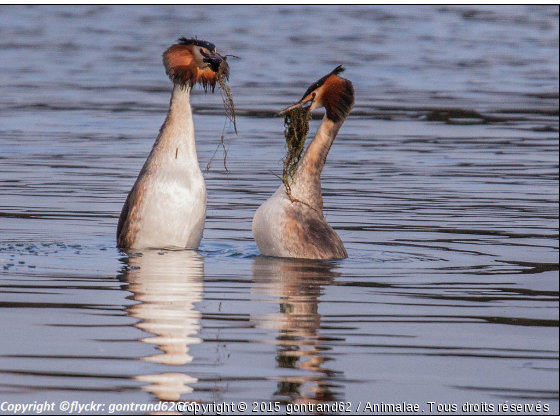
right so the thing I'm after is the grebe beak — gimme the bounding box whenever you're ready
[278,97,313,116]
[201,50,225,73]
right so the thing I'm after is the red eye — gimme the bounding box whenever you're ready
[311,92,316,98]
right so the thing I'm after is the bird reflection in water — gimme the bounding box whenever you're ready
[251,257,342,405]
[120,250,204,401]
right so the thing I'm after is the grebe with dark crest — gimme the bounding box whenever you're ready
[253,66,354,259]
[117,37,230,250]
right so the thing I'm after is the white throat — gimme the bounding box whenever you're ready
[152,86,198,164]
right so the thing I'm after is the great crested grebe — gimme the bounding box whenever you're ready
[252,65,354,259]
[117,37,229,250]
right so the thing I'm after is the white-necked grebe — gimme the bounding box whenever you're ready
[253,66,354,259]
[117,37,229,249]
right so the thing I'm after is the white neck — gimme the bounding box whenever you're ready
[152,85,198,165]
[290,116,343,213]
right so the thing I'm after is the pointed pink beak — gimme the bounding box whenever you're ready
[278,97,313,115]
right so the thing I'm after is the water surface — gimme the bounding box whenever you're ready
[0,5,558,415]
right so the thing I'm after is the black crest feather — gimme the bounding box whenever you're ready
[177,36,216,53]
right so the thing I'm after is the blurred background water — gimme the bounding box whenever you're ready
[0,5,558,415]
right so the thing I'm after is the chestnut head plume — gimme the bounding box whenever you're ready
[280,65,354,123]
[163,37,229,92]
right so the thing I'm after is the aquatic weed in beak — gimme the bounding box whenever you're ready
[206,61,237,174]
[217,73,237,134]
[282,107,311,198]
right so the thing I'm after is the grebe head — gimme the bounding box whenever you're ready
[163,37,229,92]
[280,65,354,123]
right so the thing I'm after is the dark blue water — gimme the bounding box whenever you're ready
[0,5,558,415]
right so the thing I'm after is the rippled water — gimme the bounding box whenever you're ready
[0,5,558,415]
